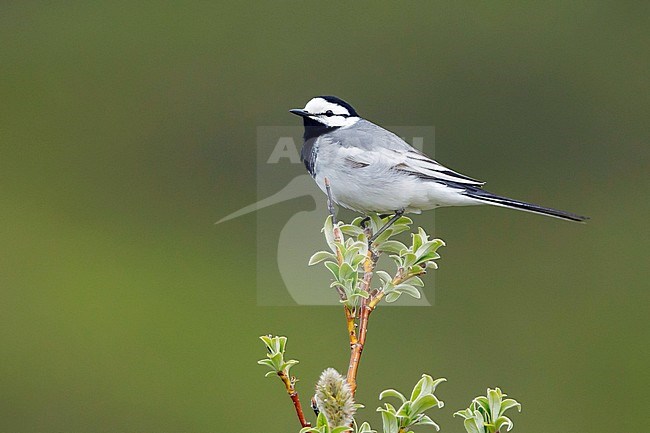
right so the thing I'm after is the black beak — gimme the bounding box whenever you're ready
[289,108,311,117]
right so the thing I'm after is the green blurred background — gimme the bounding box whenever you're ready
[1,2,648,432]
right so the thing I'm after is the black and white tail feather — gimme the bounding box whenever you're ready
[458,184,587,222]
[290,96,589,223]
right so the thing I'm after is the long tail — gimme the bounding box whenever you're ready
[463,187,589,222]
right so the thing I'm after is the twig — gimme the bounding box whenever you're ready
[324,200,410,396]
[277,370,311,428]
[368,270,426,310]
[346,216,421,395]
[325,178,378,395]
[346,226,379,395]
[344,305,358,346]
[347,302,370,396]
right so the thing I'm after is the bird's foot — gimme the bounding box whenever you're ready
[360,213,391,228]
[369,209,404,244]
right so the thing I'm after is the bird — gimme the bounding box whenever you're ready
[289,95,588,223]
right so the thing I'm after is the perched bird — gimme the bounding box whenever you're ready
[290,96,588,222]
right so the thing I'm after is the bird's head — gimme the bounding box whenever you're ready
[290,96,360,129]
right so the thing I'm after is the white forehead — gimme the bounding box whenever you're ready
[304,97,350,115]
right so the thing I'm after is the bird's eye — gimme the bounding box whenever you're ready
[325,110,334,117]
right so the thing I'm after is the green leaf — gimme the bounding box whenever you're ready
[402,252,417,268]
[494,415,514,432]
[425,261,438,269]
[281,359,299,371]
[415,251,440,265]
[309,251,336,266]
[409,264,425,275]
[414,415,440,431]
[393,284,421,299]
[257,359,275,369]
[429,377,447,393]
[499,398,522,416]
[411,394,443,414]
[340,224,364,237]
[268,351,283,370]
[372,227,394,245]
[410,375,432,401]
[338,262,355,280]
[323,215,336,252]
[379,388,407,403]
[356,421,376,433]
[456,388,519,433]
[324,261,340,279]
[378,240,407,254]
[463,417,485,433]
[316,412,328,427]
[350,252,366,269]
[377,402,396,413]
[454,408,473,420]
[379,408,398,433]
[369,213,384,232]
[277,335,287,353]
[395,401,412,418]
[343,240,361,255]
[375,270,392,284]
[487,388,502,423]
[414,241,433,259]
[385,292,401,303]
[395,215,413,225]
[473,396,489,414]
[412,231,423,252]
[259,335,273,349]
[390,223,411,236]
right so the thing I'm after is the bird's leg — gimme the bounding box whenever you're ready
[369,209,404,243]
[324,177,337,224]
[360,213,391,228]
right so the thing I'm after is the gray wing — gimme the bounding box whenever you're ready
[330,119,485,186]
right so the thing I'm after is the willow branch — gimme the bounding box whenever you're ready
[344,305,358,346]
[368,270,426,310]
[348,247,427,394]
[346,227,378,396]
[322,181,395,397]
[278,371,311,428]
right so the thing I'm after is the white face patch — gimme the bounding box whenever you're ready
[302,97,360,128]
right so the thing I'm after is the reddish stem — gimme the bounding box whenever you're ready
[278,371,311,428]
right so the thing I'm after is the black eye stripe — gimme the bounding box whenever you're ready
[321,111,349,117]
